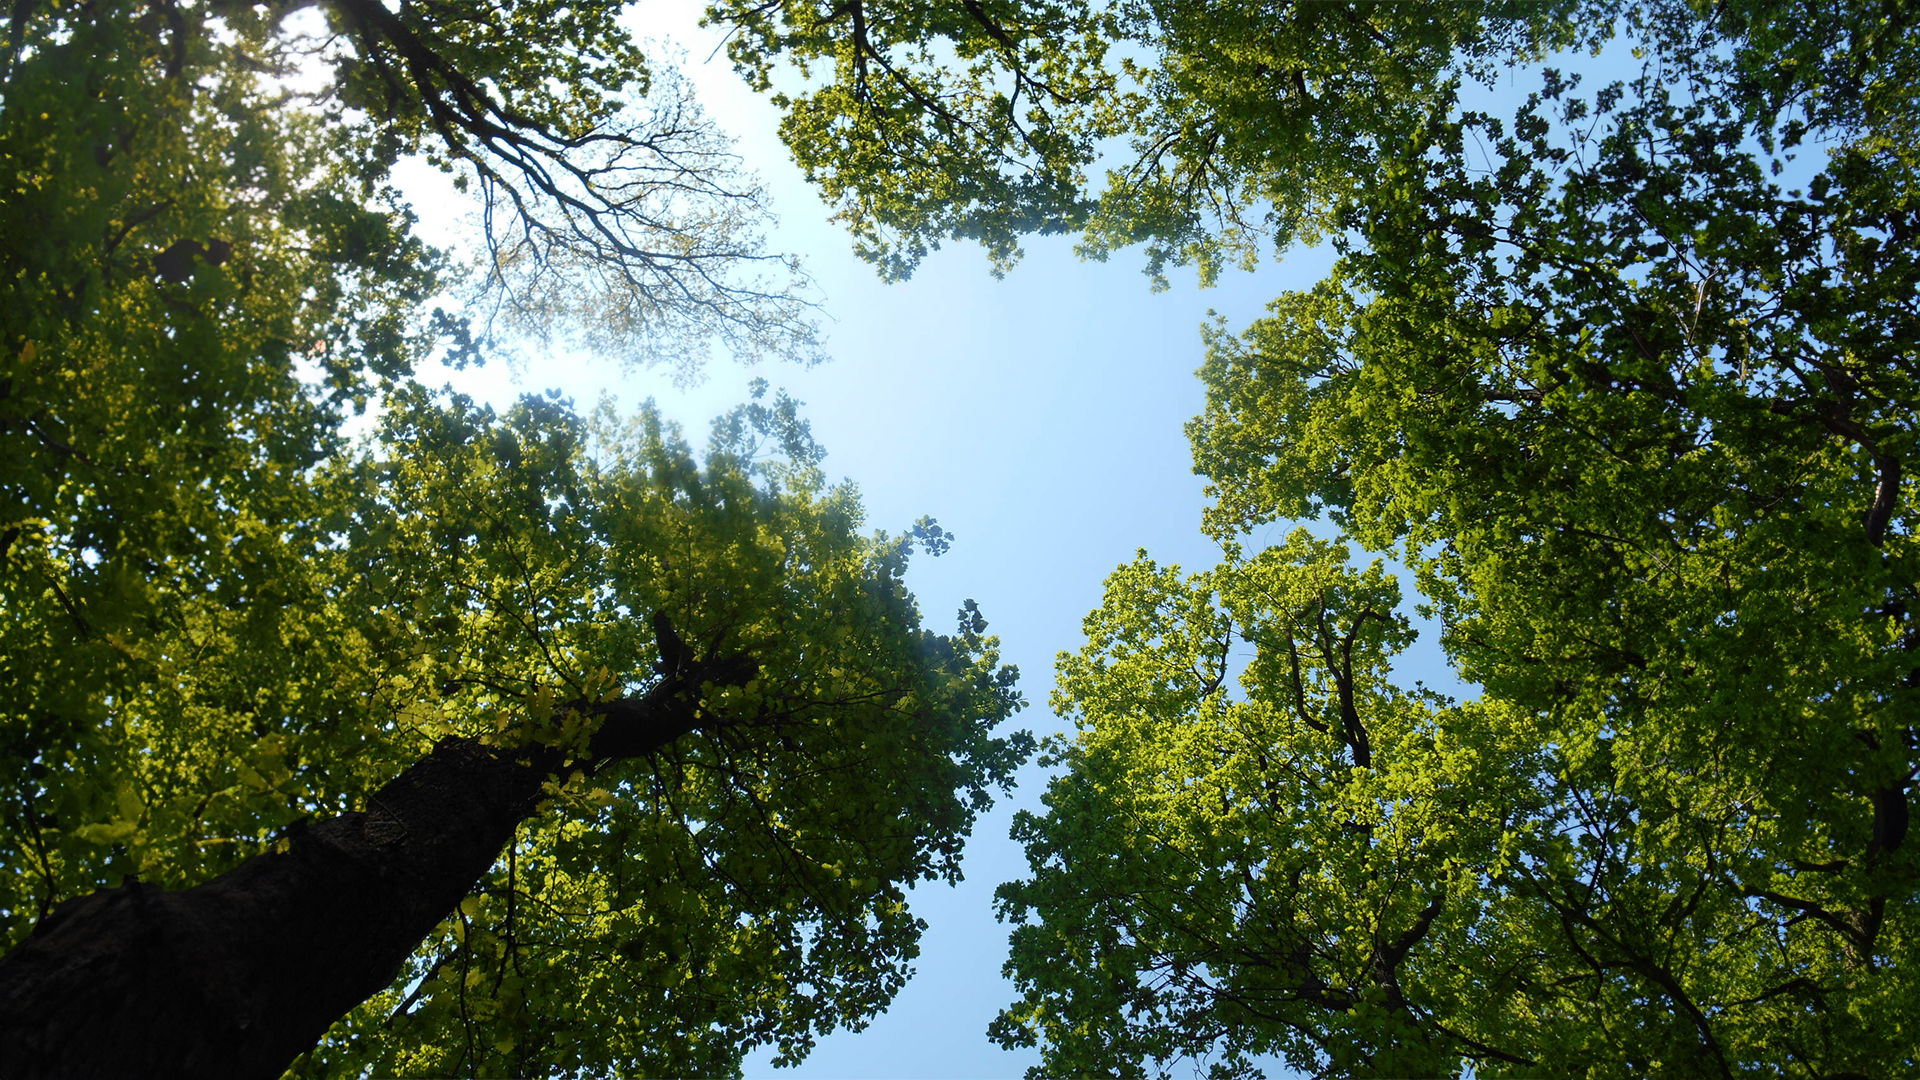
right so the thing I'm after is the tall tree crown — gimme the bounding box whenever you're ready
[1,1,1027,1073]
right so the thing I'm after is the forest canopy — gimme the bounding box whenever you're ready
[3,0,1918,1076]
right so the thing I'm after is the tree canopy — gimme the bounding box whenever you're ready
[1,1,1026,1075]
[860,1,1918,1076]
[9,0,1920,1075]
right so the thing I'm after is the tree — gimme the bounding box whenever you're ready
[715,0,1920,1074]
[993,538,1550,1077]
[973,4,1920,1077]
[1,1,1026,1075]
[1,384,1027,1077]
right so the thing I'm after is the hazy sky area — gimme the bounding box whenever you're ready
[377,3,1537,1074]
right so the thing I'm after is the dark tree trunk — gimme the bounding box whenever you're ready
[0,655,745,1079]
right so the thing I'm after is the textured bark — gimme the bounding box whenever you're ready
[0,657,743,1079]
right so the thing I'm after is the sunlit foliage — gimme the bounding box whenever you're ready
[724,0,1920,1074]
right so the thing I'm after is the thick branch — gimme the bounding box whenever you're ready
[1870,782,1910,856]
[1368,895,1442,1014]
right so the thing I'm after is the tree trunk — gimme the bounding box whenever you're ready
[0,657,741,1079]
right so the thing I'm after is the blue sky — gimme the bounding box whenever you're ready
[392,3,1476,1074]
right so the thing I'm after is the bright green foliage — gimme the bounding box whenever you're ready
[12,367,1028,1076]
[2,0,444,922]
[711,0,1120,280]
[981,2,1920,1077]
[715,0,1586,283]
[2,1,1026,1074]
[277,388,1027,1075]
[0,0,800,869]
[1070,0,1578,287]
[995,536,1552,1077]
